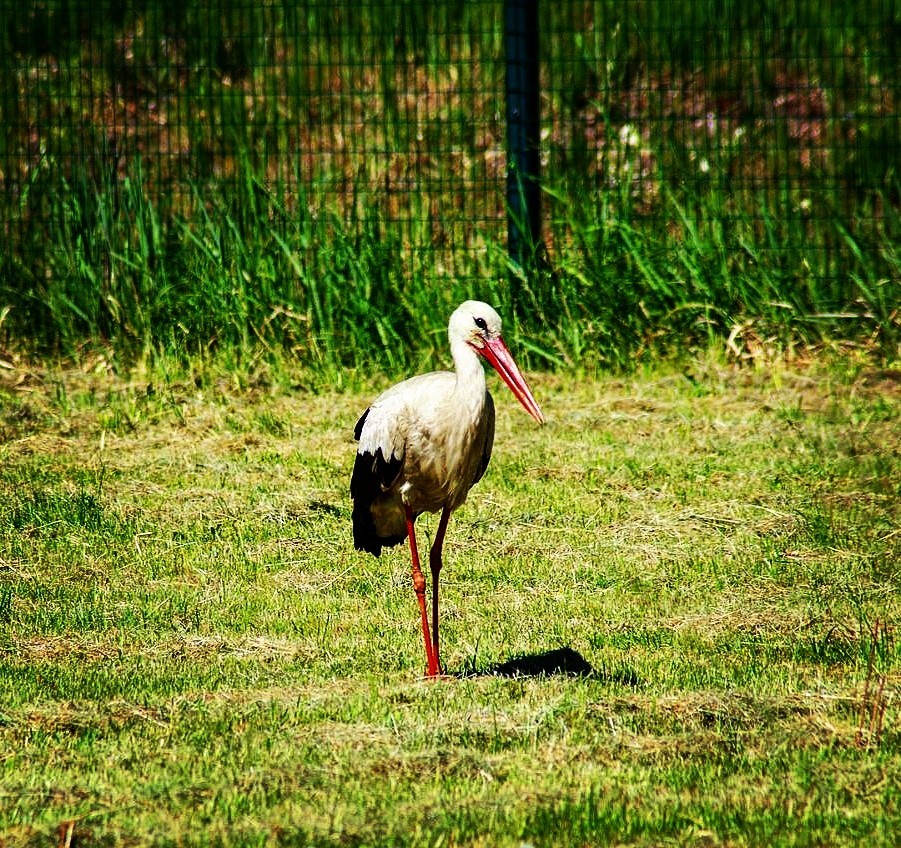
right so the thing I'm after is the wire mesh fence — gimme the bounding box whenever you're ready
[0,1,898,355]
[1,2,512,276]
[542,1,900,286]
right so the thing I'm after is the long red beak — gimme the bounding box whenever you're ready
[477,335,545,424]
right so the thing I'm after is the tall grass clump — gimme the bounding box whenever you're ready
[1,151,494,376]
[2,147,897,377]
[1,0,898,373]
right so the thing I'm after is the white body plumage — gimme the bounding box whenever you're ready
[349,300,544,676]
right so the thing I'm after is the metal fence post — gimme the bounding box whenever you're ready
[504,0,541,293]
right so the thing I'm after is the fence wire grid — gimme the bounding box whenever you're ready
[1,1,899,318]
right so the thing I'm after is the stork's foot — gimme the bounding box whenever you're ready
[424,657,443,678]
[423,669,452,681]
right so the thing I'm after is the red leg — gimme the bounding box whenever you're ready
[429,506,451,676]
[405,505,438,677]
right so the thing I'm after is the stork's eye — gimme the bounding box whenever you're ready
[474,316,488,331]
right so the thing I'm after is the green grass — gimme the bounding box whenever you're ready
[1,1,899,367]
[1,352,898,845]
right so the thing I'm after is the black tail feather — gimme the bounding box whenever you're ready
[351,497,406,556]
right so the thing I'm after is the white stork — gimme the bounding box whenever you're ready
[350,300,544,677]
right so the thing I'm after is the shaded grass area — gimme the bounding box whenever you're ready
[1,162,897,379]
[1,1,899,367]
[0,354,899,845]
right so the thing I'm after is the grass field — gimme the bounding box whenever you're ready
[1,349,898,845]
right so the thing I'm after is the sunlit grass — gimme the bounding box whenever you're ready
[1,353,898,845]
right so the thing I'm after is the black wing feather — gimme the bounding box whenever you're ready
[350,408,406,556]
[353,409,369,441]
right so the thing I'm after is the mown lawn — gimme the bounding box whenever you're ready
[1,354,898,846]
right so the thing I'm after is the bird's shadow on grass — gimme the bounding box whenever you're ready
[453,646,642,686]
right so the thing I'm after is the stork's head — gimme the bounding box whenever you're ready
[449,301,545,425]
